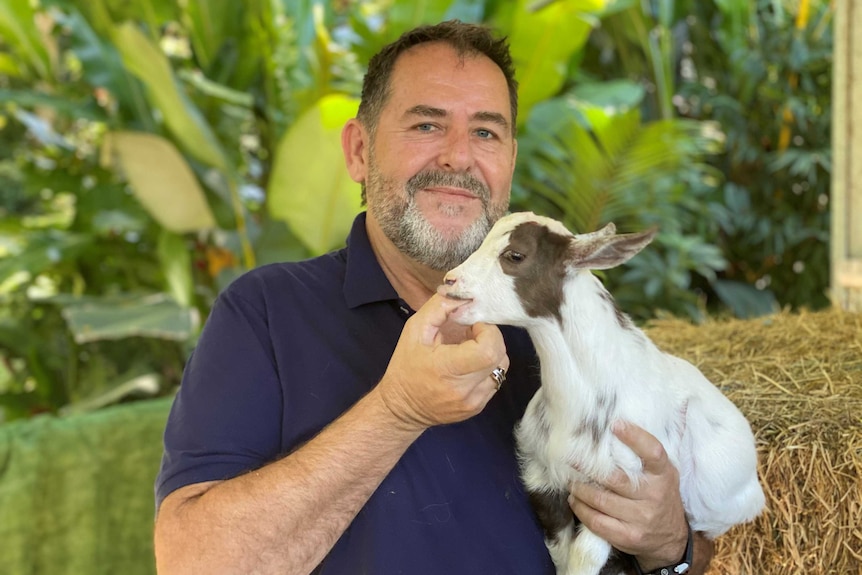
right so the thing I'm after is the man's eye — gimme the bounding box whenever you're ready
[416,123,435,132]
[502,250,525,263]
[476,129,495,139]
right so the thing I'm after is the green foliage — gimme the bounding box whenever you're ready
[0,0,834,421]
[573,0,832,317]
[679,0,833,313]
[494,0,603,126]
[267,94,362,255]
[0,134,190,420]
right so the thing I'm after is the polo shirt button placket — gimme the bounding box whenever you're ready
[396,299,413,318]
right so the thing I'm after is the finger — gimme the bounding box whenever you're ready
[568,486,625,534]
[414,293,468,346]
[442,339,506,378]
[601,468,639,498]
[468,322,508,359]
[613,420,668,475]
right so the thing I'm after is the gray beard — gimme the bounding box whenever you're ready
[367,166,504,271]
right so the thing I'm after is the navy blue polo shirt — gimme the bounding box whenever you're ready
[156,212,554,574]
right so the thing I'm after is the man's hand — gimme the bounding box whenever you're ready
[375,293,509,432]
[568,421,706,572]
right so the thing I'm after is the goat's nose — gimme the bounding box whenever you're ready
[443,276,456,286]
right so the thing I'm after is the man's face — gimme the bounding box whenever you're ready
[364,42,517,271]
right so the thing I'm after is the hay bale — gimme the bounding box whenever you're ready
[644,308,862,575]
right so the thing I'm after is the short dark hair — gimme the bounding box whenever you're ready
[356,20,519,139]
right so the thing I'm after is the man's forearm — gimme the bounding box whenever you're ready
[154,385,424,575]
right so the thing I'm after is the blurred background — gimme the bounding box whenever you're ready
[0,0,835,421]
[0,0,843,572]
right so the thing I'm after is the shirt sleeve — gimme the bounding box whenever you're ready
[154,280,284,508]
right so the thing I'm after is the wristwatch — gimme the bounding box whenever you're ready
[631,523,693,575]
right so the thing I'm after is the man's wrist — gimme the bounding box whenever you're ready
[631,523,693,575]
[367,385,429,435]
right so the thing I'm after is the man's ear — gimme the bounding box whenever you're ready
[342,118,369,184]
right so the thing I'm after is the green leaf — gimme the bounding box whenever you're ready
[180,0,245,72]
[0,0,52,80]
[156,230,193,308]
[0,231,91,289]
[59,372,161,416]
[503,0,606,125]
[0,392,44,422]
[0,89,106,121]
[0,318,41,361]
[711,280,779,319]
[516,91,723,239]
[252,217,312,266]
[569,80,645,115]
[387,0,457,38]
[53,7,152,126]
[267,94,362,255]
[112,22,228,170]
[58,293,195,344]
[104,131,216,233]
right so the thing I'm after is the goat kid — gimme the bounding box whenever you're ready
[438,212,765,575]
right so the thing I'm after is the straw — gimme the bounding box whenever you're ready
[644,308,862,574]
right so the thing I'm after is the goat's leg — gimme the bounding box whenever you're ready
[527,488,578,574]
[563,525,612,575]
[549,524,577,575]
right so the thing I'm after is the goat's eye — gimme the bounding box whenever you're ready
[502,250,525,263]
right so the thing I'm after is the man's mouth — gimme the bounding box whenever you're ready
[422,186,478,200]
[406,169,490,204]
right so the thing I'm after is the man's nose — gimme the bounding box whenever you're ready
[437,126,475,172]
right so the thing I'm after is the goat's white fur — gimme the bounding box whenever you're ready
[439,212,765,575]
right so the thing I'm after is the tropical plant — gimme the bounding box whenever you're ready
[509,0,732,320]
[0,0,615,421]
[0,0,366,420]
[0,0,831,421]
[680,0,833,315]
[575,0,833,316]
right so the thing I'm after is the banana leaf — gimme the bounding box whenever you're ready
[55,293,196,344]
[267,94,362,255]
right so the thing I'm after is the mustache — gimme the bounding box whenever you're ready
[406,170,490,202]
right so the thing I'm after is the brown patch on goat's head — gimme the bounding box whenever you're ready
[498,220,656,325]
[500,221,571,324]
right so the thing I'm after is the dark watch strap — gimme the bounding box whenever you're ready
[630,523,693,575]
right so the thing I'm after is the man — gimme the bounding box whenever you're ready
[154,21,714,575]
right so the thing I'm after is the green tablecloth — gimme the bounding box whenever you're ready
[0,397,173,575]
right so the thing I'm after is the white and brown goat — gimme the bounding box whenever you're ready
[438,212,765,575]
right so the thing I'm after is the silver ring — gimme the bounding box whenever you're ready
[490,367,507,390]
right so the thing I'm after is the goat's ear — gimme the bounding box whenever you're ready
[568,227,658,270]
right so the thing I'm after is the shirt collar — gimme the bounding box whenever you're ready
[344,211,400,309]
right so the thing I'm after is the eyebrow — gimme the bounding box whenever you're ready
[404,105,511,134]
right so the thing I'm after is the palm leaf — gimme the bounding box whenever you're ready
[516,96,721,235]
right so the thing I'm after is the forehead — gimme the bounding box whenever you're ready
[384,42,512,124]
